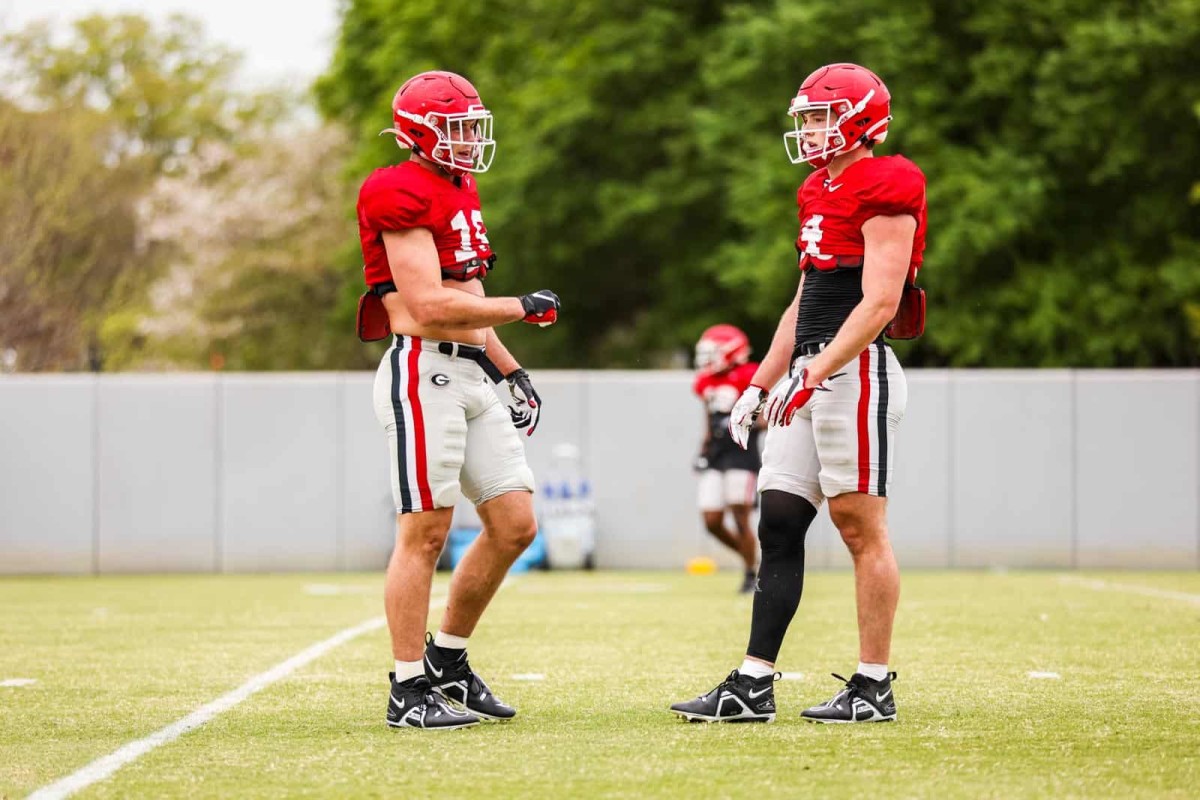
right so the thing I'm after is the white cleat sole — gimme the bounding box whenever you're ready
[386,719,480,730]
[671,710,775,724]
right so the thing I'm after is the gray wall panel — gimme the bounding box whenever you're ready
[340,373,395,571]
[1075,372,1199,568]
[890,371,953,568]
[584,372,697,568]
[220,376,340,572]
[96,377,218,572]
[519,371,587,502]
[2,370,1197,573]
[951,372,1074,567]
[667,381,751,572]
[0,377,95,574]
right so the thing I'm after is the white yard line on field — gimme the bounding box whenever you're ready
[1058,575,1200,606]
[28,592,454,800]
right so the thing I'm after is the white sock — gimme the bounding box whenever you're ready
[739,658,775,679]
[857,662,888,681]
[434,631,469,650]
[393,659,424,683]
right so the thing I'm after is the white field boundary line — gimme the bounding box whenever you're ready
[1059,576,1200,606]
[28,592,454,800]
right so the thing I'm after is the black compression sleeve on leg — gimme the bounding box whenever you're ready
[746,489,819,663]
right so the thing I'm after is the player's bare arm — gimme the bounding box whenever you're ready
[728,278,805,448]
[696,405,712,466]
[485,326,545,436]
[382,228,523,338]
[752,275,806,390]
[800,214,915,384]
[484,327,520,375]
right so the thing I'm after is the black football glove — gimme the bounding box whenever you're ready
[519,290,560,327]
[505,368,542,436]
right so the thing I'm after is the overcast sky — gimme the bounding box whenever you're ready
[0,0,340,87]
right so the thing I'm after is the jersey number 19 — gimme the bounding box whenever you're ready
[450,209,490,263]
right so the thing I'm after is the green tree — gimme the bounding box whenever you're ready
[318,0,748,367]
[102,122,365,371]
[1,13,281,173]
[320,0,1200,368]
[0,13,316,371]
[0,102,147,370]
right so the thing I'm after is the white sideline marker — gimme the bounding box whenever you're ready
[778,672,805,681]
[1,678,37,687]
[512,673,545,681]
[28,590,454,800]
[1028,671,1061,680]
[26,614,388,800]
[30,586,469,799]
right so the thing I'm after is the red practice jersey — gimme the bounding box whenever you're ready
[357,160,495,287]
[693,362,759,410]
[795,155,926,283]
[694,362,761,471]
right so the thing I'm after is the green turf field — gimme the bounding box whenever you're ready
[2,570,1198,799]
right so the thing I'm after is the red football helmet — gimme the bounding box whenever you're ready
[783,63,892,168]
[694,324,751,375]
[382,70,495,174]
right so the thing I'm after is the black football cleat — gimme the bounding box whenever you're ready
[801,672,897,723]
[669,670,777,723]
[424,636,517,721]
[387,672,480,730]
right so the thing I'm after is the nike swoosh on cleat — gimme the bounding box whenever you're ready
[426,659,444,678]
[747,687,772,699]
[876,689,892,703]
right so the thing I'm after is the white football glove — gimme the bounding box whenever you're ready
[504,368,541,437]
[765,369,839,426]
[728,385,767,450]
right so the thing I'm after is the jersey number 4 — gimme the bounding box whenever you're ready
[800,214,830,260]
[450,209,490,263]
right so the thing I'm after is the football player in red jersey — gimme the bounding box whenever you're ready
[672,63,926,724]
[692,325,761,593]
[357,70,561,730]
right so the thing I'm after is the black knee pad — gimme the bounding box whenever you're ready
[757,490,818,556]
[746,490,820,663]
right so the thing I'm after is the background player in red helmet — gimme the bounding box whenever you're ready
[357,70,561,730]
[672,63,927,724]
[692,324,761,593]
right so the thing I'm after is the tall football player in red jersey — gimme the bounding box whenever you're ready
[357,71,561,730]
[692,325,761,593]
[671,63,926,724]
